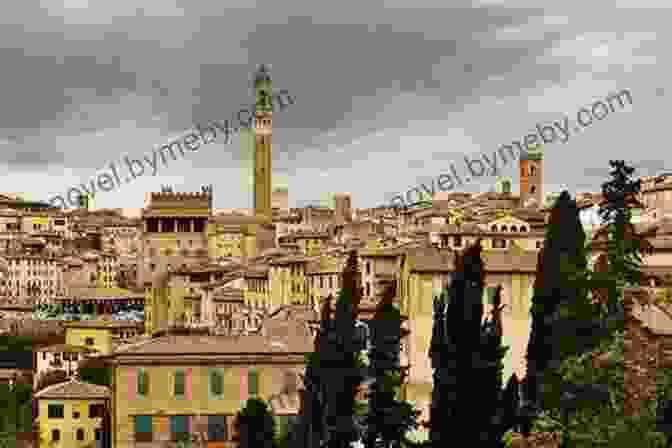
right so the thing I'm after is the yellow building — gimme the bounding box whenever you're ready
[103,327,312,447]
[398,244,537,432]
[306,255,343,307]
[64,321,144,356]
[207,216,258,260]
[35,379,110,448]
[268,255,315,307]
[137,190,212,287]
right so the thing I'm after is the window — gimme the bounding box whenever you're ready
[174,370,185,397]
[51,429,60,441]
[492,239,507,249]
[95,429,102,441]
[536,241,542,249]
[210,369,224,397]
[42,352,47,360]
[85,337,94,346]
[134,415,153,442]
[366,262,371,275]
[453,236,463,247]
[530,165,536,176]
[530,186,537,194]
[137,369,149,396]
[520,226,527,232]
[48,404,64,419]
[207,415,227,441]
[170,415,188,441]
[248,369,259,397]
[73,411,80,419]
[491,225,497,232]
[510,225,517,232]
[89,404,105,418]
[76,428,85,441]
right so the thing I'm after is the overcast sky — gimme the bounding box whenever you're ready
[0,0,667,212]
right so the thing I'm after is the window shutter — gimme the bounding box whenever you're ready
[137,369,145,396]
[248,369,258,397]
[185,368,192,400]
[240,367,248,404]
[210,369,223,397]
[174,370,185,397]
[128,369,136,400]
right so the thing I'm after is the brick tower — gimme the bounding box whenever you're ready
[253,64,273,223]
[519,145,543,207]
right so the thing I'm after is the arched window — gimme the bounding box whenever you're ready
[510,225,517,232]
[76,428,84,441]
[501,225,508,232]
[530,186,537,194]
[520,226,527,232]
[491,225,497,232]
[530,165,536,176]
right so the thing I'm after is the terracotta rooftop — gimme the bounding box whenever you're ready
[36,344,97,354]
[109,332,313,356]
[63,320,143,329]
[34,379,110,400]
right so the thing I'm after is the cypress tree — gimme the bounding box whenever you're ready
[364,285,419,448]
[524,191,598,411]
[322,250,366,448]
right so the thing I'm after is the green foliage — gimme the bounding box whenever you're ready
[78,363,112,387]
[365,286,420,448]
[235,397,277,448]
[430,242,516,447]
[597,159,643,312]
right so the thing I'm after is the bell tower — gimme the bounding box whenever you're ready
[519,145,543,207]
[253,64,273,223]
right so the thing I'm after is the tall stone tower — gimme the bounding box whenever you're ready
[519,145,543,207]
[253,64,273,223]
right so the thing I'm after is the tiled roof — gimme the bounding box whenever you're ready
[63,287,144,300]
[110,332,313,356]
[63,320,143,329]
[34,379,110,400]
[37,344,97,353]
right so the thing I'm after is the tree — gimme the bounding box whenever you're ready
[429,241,517,447]
[321,250,366,448]
[77,359,112,387]
[524,191,604,410]
[234,397,277,448]
[364,284,420,448]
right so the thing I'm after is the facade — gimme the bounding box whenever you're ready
[137,191,212,287]
[35,379,110,448]
[103,328,311,447]
[64,321,144,356]
[34,344,97,388]
[0,254,65,300]
[398,243,538,433]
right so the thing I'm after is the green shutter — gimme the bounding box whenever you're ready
[174,370,185,397]
[210,369,223,398]
[137,369,149,396]
[248,369,258,397]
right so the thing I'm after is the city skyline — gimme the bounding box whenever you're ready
[0,1,667,212]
